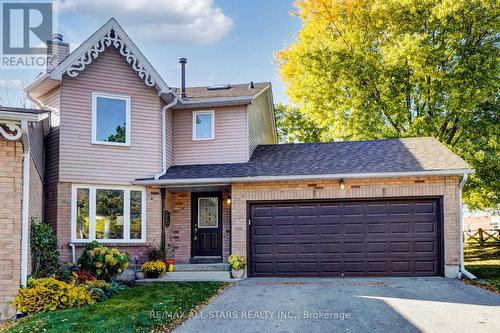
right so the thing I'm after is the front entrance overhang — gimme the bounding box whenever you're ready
[162,184,231,193]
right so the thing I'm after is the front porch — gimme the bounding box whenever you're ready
[137,263,235,282]
[165,187,232,265]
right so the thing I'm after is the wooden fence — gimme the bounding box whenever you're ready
[464,228,500,245]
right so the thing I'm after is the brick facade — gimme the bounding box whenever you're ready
[231,176,461,278]
[54,184,163,264]
[166,191,231,263]
[0,138,23,319]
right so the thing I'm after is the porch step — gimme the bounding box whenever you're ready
[175,263,230,271]
[190,256,222,264]
[137,270,234,282]
[164,270,230,280]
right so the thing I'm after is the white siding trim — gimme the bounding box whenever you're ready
[91,92,131,147]
[70,184,147,243]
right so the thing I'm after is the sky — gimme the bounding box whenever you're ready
[0,0,302,107]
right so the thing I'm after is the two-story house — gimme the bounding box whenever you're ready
[1,17,475,319]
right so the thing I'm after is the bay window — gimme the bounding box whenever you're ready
[71,185,146,243]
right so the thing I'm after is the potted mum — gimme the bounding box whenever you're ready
[165,258,175,272]
[141,261,166,279]
[228,255,246,279]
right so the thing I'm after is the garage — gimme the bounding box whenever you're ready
[249,198,442,277]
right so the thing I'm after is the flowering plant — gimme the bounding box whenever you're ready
[141,261,166,278]
[228,255,246,271]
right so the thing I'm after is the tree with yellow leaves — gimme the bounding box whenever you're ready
[276,0,499,210]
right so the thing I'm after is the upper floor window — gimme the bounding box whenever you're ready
[92,92,131,146]
[192,110,214,140]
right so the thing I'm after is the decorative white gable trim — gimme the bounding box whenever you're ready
[48,18,171,95]
[0,123,22,141]
[66,29,155,87]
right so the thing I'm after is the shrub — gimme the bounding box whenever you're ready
[86,281,108,302]
[141,261,166,278]
[77,241,129,281]
[228,255,246,270]
[105,280,125,297]
[84,279,125,302]
[146,243,166,261]
[13,278,94,314]
[31,219,60,278]
[71,271,96,285]
[57,263,78,283]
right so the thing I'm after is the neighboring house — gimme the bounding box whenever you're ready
[464,215,500,231]
[1,18,475,318]
[0,107,49,319]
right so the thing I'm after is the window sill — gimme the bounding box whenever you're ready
[192,138,215,141]
[70,242,148,247]
[91,141,131,147]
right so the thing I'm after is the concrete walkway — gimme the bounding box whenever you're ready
[174,277,500,333]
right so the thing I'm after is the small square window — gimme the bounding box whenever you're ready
[193,110,214,140]
[92,93,131,146]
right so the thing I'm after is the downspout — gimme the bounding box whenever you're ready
[154,97,178,180]
[458,173,476,280]
[20,121,30,287]
[69,243,76,264]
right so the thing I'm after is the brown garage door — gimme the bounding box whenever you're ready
[249,199,441,277]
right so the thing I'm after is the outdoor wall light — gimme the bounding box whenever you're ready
[226,196,232,205]
[339,179,345,190]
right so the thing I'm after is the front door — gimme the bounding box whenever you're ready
[192,192,222,257]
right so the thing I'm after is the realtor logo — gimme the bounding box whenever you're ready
[1,0,56,68]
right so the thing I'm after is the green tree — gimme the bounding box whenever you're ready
[276,0,499,210]
[107,124,126,143]
[275,103,324,143]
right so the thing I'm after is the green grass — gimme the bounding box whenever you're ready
[464,241,500,293]
[5,282,227,333]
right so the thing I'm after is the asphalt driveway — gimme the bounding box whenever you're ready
[174,277,500,333]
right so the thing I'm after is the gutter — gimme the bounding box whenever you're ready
[0,110,49,122]
[135,169,475,186]
[154,97,178,180]
[20,121,30,287]
[172,96,253,109]
[458,173,477,280]
[23,73,50,93]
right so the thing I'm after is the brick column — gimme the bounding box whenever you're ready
[0,138,23,319]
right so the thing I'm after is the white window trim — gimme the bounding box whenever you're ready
[192,110,215,141]
[197,197,219,228]
[92,92,131,146]
[71,184,147,243]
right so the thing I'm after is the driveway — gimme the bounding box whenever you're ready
[174,277,500,333]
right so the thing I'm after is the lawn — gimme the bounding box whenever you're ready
[4,282,227,333]
[464,241,500,293]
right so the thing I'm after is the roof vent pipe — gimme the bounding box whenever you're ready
[179,58,187,98]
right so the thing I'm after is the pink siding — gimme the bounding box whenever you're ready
[173,106,248,165]
[59,47,161,184]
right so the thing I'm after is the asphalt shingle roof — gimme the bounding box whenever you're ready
[172,82,269,100]
[155,137,471,182]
